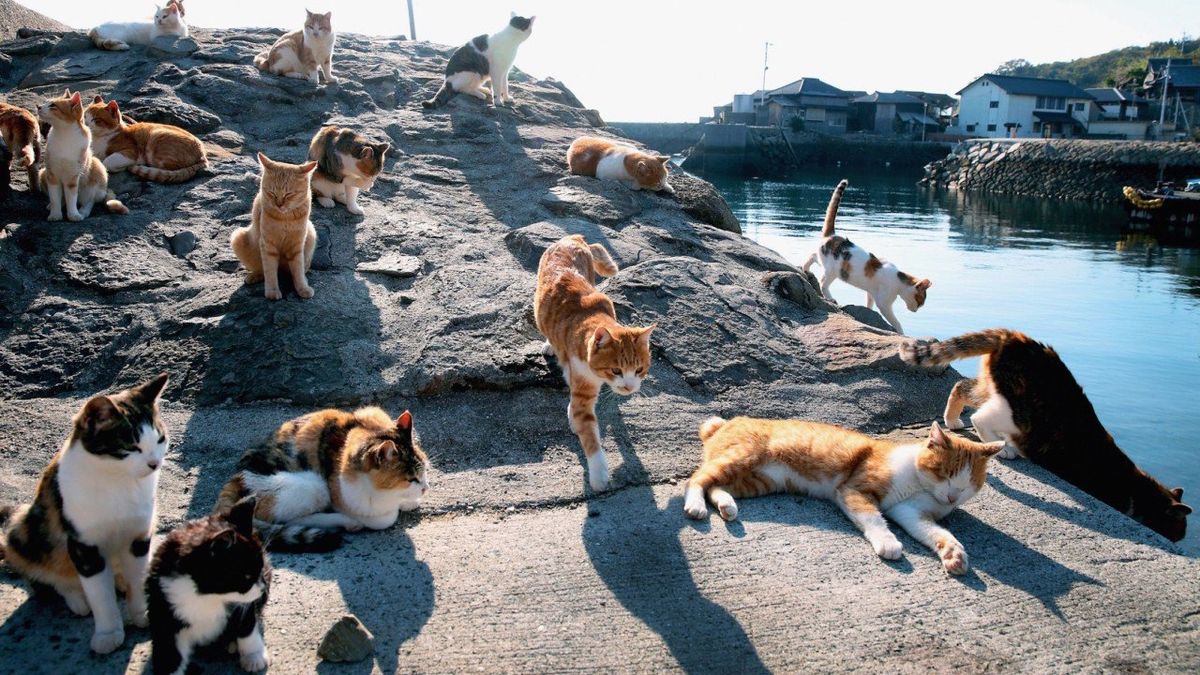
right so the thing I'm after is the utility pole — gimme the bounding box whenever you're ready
[760,42,772,109]
[407,0,417,40]
[1158,59,1170,129]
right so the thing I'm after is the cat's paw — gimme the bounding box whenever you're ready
[541,341,555,357]
[66,210,83,222]
[264,287,283,301]
[937,539,969,575]
[240,648,271,672]
[47,212,63,222]
[244,271,264,285]
[63,591,91,616]
[945,417,965,430]
[296,285,315,299]
[316,197,335,208]
[871,534,904,560]
[91,628,125,654]
[346,203,364,216]
[717,500,738,521]
[998,444,1020,460]
[128,608,149,628]
[588,471,610,493]
[683,487,708,520]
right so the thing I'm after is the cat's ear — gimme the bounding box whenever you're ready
[323,11,332,20]
[978,440,1006,457]
[359,146,374,159]
[656,155,670,164]
[257,151,271,168]
[928,421,950,449]
[372,440,399,467]
[81,395,122,433]
[592,326,612,350]
[133,372,169,404]
[635,160,650,177]
[1172,502,1193,516]
[62,88,72,99]
[69,92,82,109]
[107,100,120,115]
[227,497,256,537]
[376,143,390,159]
[395,410,413,433]
[638,324,656,347]
[298,160,319,175]
[93,94,104,104]
[212,529,238,553]
[528,16,535,24]
[1171,487,1185,501]
[916,279,932,290]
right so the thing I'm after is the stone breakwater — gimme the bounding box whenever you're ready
[920,139,1200,203]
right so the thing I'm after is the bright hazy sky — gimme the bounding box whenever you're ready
[22,1,1200,122]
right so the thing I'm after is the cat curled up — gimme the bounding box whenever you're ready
[0,101,41,191]
[254,10,336,84]
[685,417,1004,575]
[231,152,319,301]
[86,97,207,184]
[36,90,128,222]
[567,137,675,194]
[534,235,655,492]
[423,13,534,108]
[802,179,930,334]
[0,374,170,654]
[900,329,1192,541]
[90,1,188,51]
[307,126,389,216]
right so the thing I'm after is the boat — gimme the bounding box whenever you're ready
[1122,180,1200,245]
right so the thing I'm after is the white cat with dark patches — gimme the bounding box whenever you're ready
[89,1,188,51]
[423,13,534,108]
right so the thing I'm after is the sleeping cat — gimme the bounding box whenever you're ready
[900,328,1192,542]
[422,13,535,108]
[307,126,389,216]
[0,101,41,190]
[0,374,170,654]
[147,497,271,674]
[801,179,930,334]
[567,137,675,194]
[685,416,1004,575]
[230,152,319,301]
[534,235,655,492]
[215,407,430,551]
[86,97,208,184]
[254,10,336,84]
[89,1,188,51]
[36,90,128,222]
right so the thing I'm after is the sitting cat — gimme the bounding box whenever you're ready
[36,90,128,222]
[147,497,271,675]
[422,13,534,108]
[686,416,1004,575]
[567,137,675,194]
[215,407,430,551]
[801,179,930,334]
[254,10,336,84]
[900,328,1192,542]
[89,2,188,51]
[0,102,41,190]
[230,152,319,301]
[86,97,207,184]
[307,126,389,216]
[534,235,655,492]
[0,374,170,653]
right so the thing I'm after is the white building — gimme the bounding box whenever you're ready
[956,74,1094,139]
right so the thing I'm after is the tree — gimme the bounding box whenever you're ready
[995,58,1033,75]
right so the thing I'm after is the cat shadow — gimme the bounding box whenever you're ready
[448,108,555,230]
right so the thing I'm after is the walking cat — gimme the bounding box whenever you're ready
[89,1,188,51]
[307,126,389,216]
[534,235,655,492]
[900,329,1192,542]
[0,374,170,654]
[147,497,271,675]
[685,416,1004,575]
[801,179,930,334]
[0,101,40,190]
[567,136,675,194]
[254,10,336,84]
[86,97,207,184]
[230,152,319,301]
[422,13,534,108]
[36,90,128,222]
[215,407,430,551]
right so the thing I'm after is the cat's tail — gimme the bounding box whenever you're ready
[0,505,14,560]
[422,80,456,109]
[822,179,848,237]
[88,29,130,51]
[129,159,208,184]
[699,416,727,442]
[105,191,129,215]
[899,328,1017,368]
[256,520,344,553]
[587,243,618,277]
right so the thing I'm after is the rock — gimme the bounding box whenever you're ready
[146,35,199,57]
[669,171,741,234]
[317,615,374,663]
[763,270,828,310]
[357,254,422,278]
[841,304,896,332]
[540,178,643,225]
[167,231,197,258]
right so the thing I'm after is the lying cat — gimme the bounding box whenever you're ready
[685,416,1004,575]
[900,328,1192,542]
[0,102,40,190]
[802,179,930,334]
[86,97,208,183]
[567,137,675,194]
[36,90,128,222]
[254,10,336,84]
[89,1,188,51]
[307,126,389,216]
[423,13,534,108]
[230,152,319,301]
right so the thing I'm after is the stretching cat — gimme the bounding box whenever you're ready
[801,179,930,334]
[0,374,170,654]
[254,10,336,84]
[900,329,1192,542]
[534,235,655,492]
[86,97,207,184]
[567,137,675,194]
[307,126,389,216]
[36,90,128,222]
[90,1,188,51]
[422,13,534,108]
[147,497,271,674]
[215,407,430,551]
[231,152,319,301]
[0,102,40,190]
[686,416,1003,574]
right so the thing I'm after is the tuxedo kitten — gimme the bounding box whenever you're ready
[423,13,534,108]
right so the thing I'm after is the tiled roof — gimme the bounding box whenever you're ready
[959,74,1092,99]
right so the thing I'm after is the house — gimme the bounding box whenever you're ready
[850,91,941,135]
[1085,88,1149,120]
[897,91,958,125]
[956,74,1094,139]
[761,78,851,133]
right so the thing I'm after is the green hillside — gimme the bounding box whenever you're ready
[995,37,1199,89]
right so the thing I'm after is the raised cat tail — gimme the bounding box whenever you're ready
[105,191,129,215]
[699,416,727,442]
[899,328,1016,368]
[129,158,208,184]
[422,80,456,109]
[256,520,343,553]
[822,179,848,237]
[587,243,618,277]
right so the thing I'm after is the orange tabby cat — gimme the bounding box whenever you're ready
[85,97,207,184]
[230,153,319,301]
[534,235,655,492]
[0,102,40,188]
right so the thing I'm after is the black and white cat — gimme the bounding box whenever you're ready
[422,13,535,108]
[147,497,271,675]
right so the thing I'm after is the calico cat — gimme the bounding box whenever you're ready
[230,152,319,301]
[534,235,655,492]
[215,407,430,551]
[306,126,389,216]
[685,417,1004,574]
[801,180,930,335]
[89,2,188,51]
[254,10,336,84]
[147,497,271,675]
[422,13,535,108]
[36,90,128,222]
[85,97,207,184]
[900,329,1192,542]
[567,137,675,194]
[0,374,170,654]
[0,101,41,190]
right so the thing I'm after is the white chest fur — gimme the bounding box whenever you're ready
[337,474,419,528]
[46,125,91,178]
[58,445,158,549]
[162,576,263,646]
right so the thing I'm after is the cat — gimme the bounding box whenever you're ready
[230,152,319,301]
[533,235,655,492]
[306,126,389,216]
[567,137,675,194]
[0,374,170,654]
[0,135,9,201]
[253,10,336,84]
[422,13,535,108]
[214,407,430,551]
[899,328,1192,542]
[89,2,188,51]
[685,416,1004,575]
[36,90,128,222]
[85,97,208,184]
[0,101,41,190]
[801,179,930,335]
[147,496,271,675]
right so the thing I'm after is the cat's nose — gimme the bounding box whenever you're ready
[147,461,160,471]
[946,493,958,504]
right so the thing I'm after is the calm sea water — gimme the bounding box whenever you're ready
[709,170,1200,555]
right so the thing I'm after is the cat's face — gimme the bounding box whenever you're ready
[37,91,83,126]
[588,325,654,396]
[193,498,268,599]
[899,274,931,312]
[508,13,535,35]
[257,152,317,211]
[72,373,170,478]
[305,10,333,38]
[154,3,183,30]
[915,422,1004,507]
[354,143,389,178]
[84,98,123,135]
[349,411,431,509]
[629,155,672,191]
[1130,479,1191,542]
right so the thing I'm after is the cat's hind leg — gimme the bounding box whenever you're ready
[103,153,137,173]
[819,267,838,302]
[944,378,984,430]
[836,488,903,560]
[866,293,874,310]
[801,251,818,273]
[54,581,91,616]
[970,394,1020,459]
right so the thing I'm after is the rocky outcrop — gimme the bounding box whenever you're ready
[0,2,67,42]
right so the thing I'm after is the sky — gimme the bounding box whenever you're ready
[21,0,1200,122]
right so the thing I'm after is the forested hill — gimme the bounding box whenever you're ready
[994,37,1199,88]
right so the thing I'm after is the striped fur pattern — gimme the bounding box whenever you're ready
[36,90,128,221]
[0,102,41,189]
[230,152,319,301]
[307,126,389,216]
[85,97,207,184]
[422,14,534,108]
[686,416,1004,575]
[567,136,674,194]
[89,2,187,51]
[253,10,335,84]
[900,329,1192,541]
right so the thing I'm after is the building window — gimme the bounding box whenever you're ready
[986,124,997,132]
[1074,102,1086,112]
[805,107,826,122]
[966,124,976,132]
[1035,96,1066,110]
[989,101,999,108]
